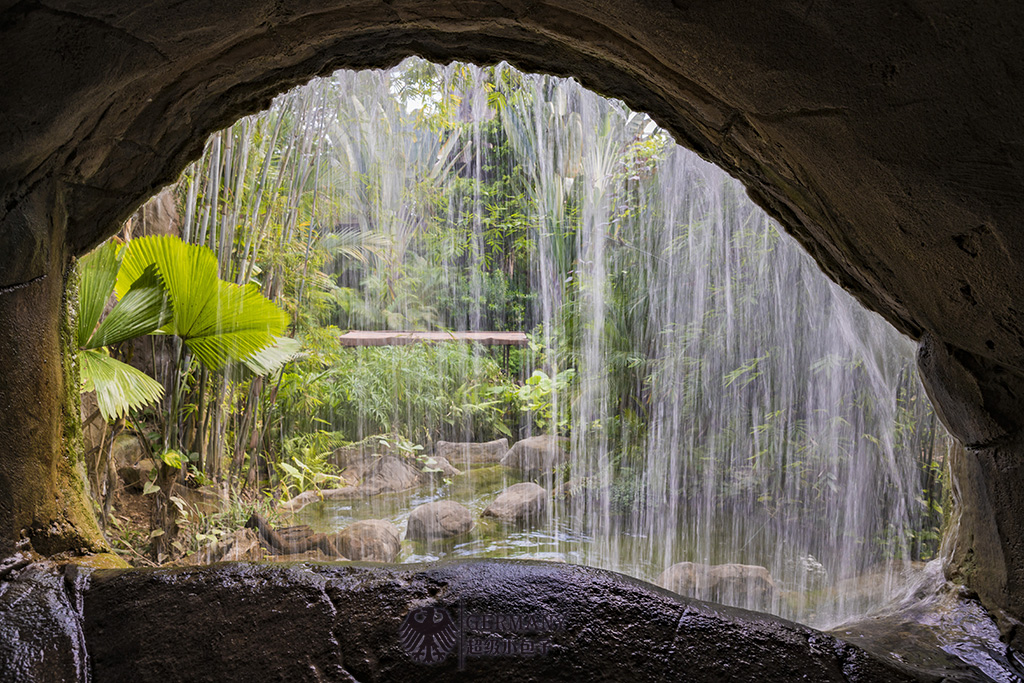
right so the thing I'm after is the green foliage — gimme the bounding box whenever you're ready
[516,368,576,434]
[268,342,518,446]
[277,456,344,498]
[78,235,291,422]
[117,235,289,370]
[80,348,166,423]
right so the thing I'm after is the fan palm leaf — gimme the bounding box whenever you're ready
[118,235,289,370]
[80,348,165,421]
[84,264,171,349]
[78,240,120,348]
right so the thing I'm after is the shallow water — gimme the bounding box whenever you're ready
[292,461,911,629]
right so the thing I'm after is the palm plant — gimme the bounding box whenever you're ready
[79,235,292,422]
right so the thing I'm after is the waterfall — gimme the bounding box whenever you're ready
[241,58,947,629]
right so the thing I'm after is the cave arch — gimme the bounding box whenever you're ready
[2,0,1024,642]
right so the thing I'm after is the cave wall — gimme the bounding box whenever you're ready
[2,0,1024,641]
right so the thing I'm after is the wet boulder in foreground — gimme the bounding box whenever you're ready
[0,564,89,682]
[75,559,915,682]
[406,500,474,541]
[482,483,548,525]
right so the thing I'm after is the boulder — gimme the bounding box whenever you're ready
[657,562,777,611]
[501,435,569,479]
[110,433,148,469]
[406,501,474,541]
[80,560,915,681]
[118,457,156,492]
[363,455,423,494]
[482,483,548,524]
[421,456,462,479]
[434,438,509,465]
[0,566,89,682]
[335,520,401,562]
[328,435,408,484]
[179,528,264,565]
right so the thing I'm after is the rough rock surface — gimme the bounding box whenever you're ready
[328,437,406,484]
[0,563,90,682]
[435,439,509,465]
[406,501,474,541]
[335,520,401,563]
[482,483,548,524]
[73,560,916,682]
[658,562,777,612]
[501,436,569,479]
[1,0,1024,646]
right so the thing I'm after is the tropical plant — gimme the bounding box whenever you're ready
[78,240,169,421]
[78,235,293,421]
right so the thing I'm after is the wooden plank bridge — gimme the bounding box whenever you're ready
[337,330,529,347]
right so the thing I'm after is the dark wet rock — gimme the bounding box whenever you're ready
[336,520,401,563]
[482,483,548,525]
[435,438,509,465]
[406,501,474,541]
[0,564,89,682]
[79,559,916,682]
[833,560,1024,683]
[658,562,777,611]
[501,436,569,479]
